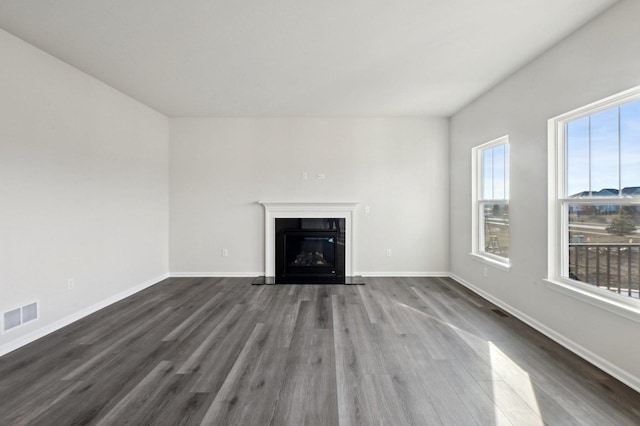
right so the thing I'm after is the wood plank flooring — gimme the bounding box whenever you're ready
[0,277,639,425]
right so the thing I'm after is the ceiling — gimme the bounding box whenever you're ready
[0,0,618,117]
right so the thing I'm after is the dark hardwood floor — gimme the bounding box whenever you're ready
[0,277,639,425]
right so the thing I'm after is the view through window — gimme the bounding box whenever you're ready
[564,99,640,298]
[475,137,510,263]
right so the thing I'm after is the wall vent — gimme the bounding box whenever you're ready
[2,302,39,333]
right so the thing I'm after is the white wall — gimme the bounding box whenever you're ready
[450,0,640,390]
[0,29,169,353]
[170,117,449,276]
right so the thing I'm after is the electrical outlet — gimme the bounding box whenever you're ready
[365,205,370,214]
[386,249,392,257]
[222,248,229,257]
[67,278,75,290]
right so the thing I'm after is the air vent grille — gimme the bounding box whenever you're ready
[2,302,39,333]
[3,309,21,331]
[22,302,38,323]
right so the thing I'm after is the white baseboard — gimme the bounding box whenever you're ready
[0,273,170,358]
[170,272,262,278]
[170,272,453,280]
[357,271,450,277]
[448,273,640,394]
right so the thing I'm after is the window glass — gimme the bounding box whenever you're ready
[475,137,510,264]
[567,117,590,196]
[481,145,508,200]
[590,108,619,193]
[621,100,640,194]
[560,93,640,300]
[567,204,639,298]
[492,145,506,200]
[482,202,509,259]
[483,149,493,199]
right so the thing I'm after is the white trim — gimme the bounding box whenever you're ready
[469,253,511,271]
[259,201,359,277]
[471,136,511,265]
[548,85,640,308]
[449,273,640,394]
[553,85,640,124]
[0,273,169,357]
[559,197,640,205]
[171,271,450,278]
[357,271,450,277]
[545,279,640,323]
[474,135,510,152]
[548,116,562,281]
[170,272,262,278]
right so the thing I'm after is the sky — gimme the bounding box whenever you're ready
[483,143,509,200]
[567,99,640,196]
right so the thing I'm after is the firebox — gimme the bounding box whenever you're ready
[275,218,345,284]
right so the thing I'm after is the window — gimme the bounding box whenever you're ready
[472,136,510,267]
[549,87,640,304]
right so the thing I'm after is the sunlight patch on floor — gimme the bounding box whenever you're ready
[396,298,545,425]
[489,342,544,426]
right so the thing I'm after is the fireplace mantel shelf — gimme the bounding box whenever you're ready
[258,201,360,210]
[259,201,359,278]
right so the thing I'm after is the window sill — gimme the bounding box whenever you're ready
[469,252,511,271]
[544,278,640,323]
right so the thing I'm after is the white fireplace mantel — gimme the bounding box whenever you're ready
[259,201,359,277]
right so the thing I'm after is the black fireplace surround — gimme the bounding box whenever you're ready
[275,218,345,284]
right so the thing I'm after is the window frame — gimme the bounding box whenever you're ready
[471,135,511,269]
[548,86,640,316]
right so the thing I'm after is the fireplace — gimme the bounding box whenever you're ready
[257,201,360,284]
[275,218,345,283]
